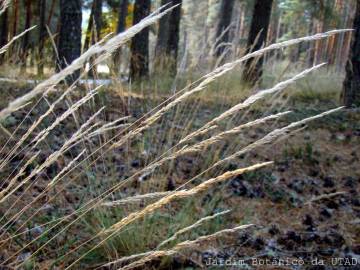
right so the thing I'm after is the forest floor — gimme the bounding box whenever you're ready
[0,79,359,270]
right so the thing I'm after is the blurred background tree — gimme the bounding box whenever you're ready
[0,0,357,105]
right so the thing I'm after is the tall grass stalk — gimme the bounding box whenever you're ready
[0,26,350,269]
[118,224,254,270]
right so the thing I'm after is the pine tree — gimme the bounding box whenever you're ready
[12,0,18,37]
[21,0,32,70]
[0,8,8,63]
[155,0,171,58]
[166,0,181,70]
[242,0,273,84]
[215,0,235,57]
[89,0,103,77]
[342,0,360,107]
[116,0,128,34]
[155,0,182,74]
[113,0,128,72]
[93,0,103,42]
[38,0,46,75]
[83,0,103,51]
[57,0,82,82]
[130,0,151,80]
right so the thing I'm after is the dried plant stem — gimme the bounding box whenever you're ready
[0,0,10,15]
[63,162,270,270]
[0,85,96,172]
[180,63,325,144]
[47,149,86,187]
[102,192,174,207]
[100,251,154,269]
[157,209,231,249]
[32,86,101,146]
[119,224,254,270]
[0,152,39,200]
[160,107,345,220]
[0,108,104,203]
[305,191,347,204]
[0,26,36,55]
[213,107,343,167]
[106,162,270,233]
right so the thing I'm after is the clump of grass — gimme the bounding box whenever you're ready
[0,9,351,269]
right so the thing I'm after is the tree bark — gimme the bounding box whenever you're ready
[38,0,46,75]
[155,0,182,74]
[116,0,128,34]
[335,0,348,72]
[93,0,103,42]
[215,0,235,57]
[87,0,102,77]
[57,0,82,83]
[342,0,360,107]
[265,1,279,62]
[21,0,32,69]
[83,3,94,52]
[47,0,57,26]
[12,0,18,37]
[326,0,341,67]
[155,0,171,58]
[0,8,8,64]
[112,0,128,73]
[242,0,273,85]
[338,0,354,72]
[166,0,181,62]
[307,17,316,67]
[83,0,103,51]
[130,0,151,80]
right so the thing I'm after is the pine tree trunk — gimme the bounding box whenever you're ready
[57,0,82,83]
[47,0,57,26]
[21,0,32,70]
[83,3,94,52]
[335,0,348,72]
[83,1,103,54]
[215,0,235,57]
[242,0,273,85]
[327,0,342,67]
[232,1,244,59]
[93,0,102,42]
[38,0,46,76]
[0,8,8,64]
[265,2,279,62]
[341,0,360,107]
[166,0,181,69]
[338,1,354,72]
[113,0,128,74]
[155,0,182,74]
[88,0,102,77]
[130,0,150,80]
[12,0,18,37]
[116,0,128,34]
[314,19,324,64]
[155,0,171,59]
[307,17,316,67]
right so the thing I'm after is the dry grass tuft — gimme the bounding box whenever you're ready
[0,19,351,269]
[117,224,254,270]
